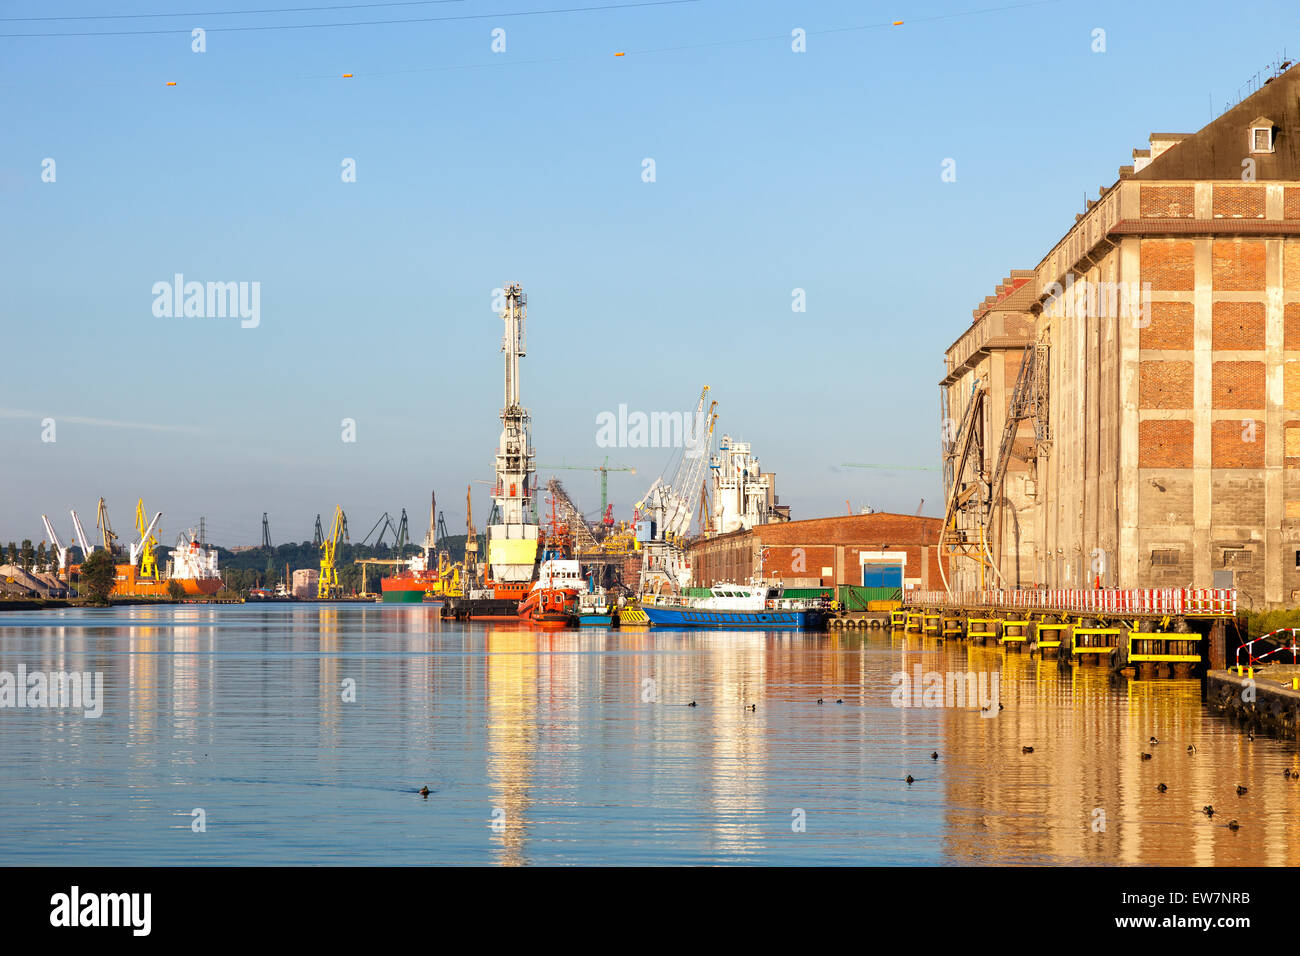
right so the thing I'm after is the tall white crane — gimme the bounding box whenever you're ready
[69,509,95,558]
[486,282,539,588]
[129,511,163,568]
[41,515,69,571]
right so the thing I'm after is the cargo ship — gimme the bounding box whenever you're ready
[110,530,221,597]
[380,552,437,603]
[642,583,830,630]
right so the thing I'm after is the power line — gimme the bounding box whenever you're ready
[0,0,699,38]
[0,0,465,22]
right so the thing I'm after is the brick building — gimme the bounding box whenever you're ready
[943,62,1300,608]
[688,512,946,591]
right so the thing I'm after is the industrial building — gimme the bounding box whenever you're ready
[942,60,1300,608]
[687,512,946,593]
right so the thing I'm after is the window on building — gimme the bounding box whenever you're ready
[1223,548,1252,568]
[1252,125,1275,153]
[1150,549,1181,566]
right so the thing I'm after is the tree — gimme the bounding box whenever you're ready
[36,542,46,571]
[79,549,117,605]
[5,542,14,566]
[167,579,185,600]
[19,539,33,571]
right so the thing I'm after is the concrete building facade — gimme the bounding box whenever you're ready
[943,62,1300,609]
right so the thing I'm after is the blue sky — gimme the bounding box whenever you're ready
[0,0,1292,547]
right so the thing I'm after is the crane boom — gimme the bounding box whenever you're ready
[70,510,94,556]
[130,511,163,570]
[42,515,69,570]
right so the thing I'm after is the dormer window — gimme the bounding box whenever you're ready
[1250,116,1276,153]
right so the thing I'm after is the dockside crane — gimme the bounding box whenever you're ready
[464,484,478,587]
[40,515,69,571]
[317,506,348,599]
[133,498,162,579]
[69,509,94,559]
[95,497,119,556]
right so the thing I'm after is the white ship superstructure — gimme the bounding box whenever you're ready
[711,435,781,534]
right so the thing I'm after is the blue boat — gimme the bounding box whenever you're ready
[642,583,830,631]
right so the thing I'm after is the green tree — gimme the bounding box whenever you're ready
[19,539,33,571]
[79,549,117,605]
[36,542,46,571]
[167,579,185,600]
[5,542,14,566]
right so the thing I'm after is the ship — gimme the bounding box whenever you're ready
[380,552,437,603]
[642,583,830,630]
[576,588,650,627]
[517,501,584,627]
[110,529,221,597]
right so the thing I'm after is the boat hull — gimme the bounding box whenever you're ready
[644,605,827,630]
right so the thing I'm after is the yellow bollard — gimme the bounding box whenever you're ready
[1237,664,1243,676]
[1248,666,1254,679]
[1292,678,1298,691]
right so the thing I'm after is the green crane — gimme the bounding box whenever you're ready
[539,456,637,521]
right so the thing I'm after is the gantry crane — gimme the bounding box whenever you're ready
[317,505,348,598]
[134,498,162,579]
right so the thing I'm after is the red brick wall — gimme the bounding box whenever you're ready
[1287,303,1300,348]
[1141,185,1194,218]
[1212,361,1265,408]
[1139,419,1194,467]
[1212,239,1266,291]
[1212,419,1265,467]
[1141,301,1195,350]
[1212,301,1265,349]
[1286,188,1300,219]
[1212,185,1265,219]
[1141,239,1195,290]
[1139,361,1194,408]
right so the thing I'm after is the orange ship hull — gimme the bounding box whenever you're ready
[111,564,221,597]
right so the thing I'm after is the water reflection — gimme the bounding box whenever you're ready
[0,607,1296,865]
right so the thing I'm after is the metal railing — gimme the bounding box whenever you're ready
[902,587,1236,617]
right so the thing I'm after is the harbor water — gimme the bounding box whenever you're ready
[0,603,1296,866]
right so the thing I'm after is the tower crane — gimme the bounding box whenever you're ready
[538,457,637,520]
[133,498,162,579]
[41,515,69,571]
[317,506,348,599]
[464,484,478,587]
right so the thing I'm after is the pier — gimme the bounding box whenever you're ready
[887,587,1237,678]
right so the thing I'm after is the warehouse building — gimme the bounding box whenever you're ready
[687,512,946,599]
[942,60,1300,608]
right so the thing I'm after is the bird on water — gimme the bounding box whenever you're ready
[419,786,429,797]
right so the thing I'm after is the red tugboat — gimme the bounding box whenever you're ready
[516,499,585,628]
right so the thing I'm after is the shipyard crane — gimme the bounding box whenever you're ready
[635,388,718,543]
[69,509,94,558]
[261,513,272,549]
[539,458,637,520]
[317,506,348,599]
[463,484,478,586]
[133,499,162,578]
[95,497,120,555]
[360,512,398,548]
[40,515,69,571]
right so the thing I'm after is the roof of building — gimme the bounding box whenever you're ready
[1131,62,1300,181]
[692,512,944,548]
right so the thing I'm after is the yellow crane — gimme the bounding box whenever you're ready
[318,505,348,598]
[134,498,161,579]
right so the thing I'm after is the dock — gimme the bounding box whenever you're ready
[890,587,1237,678]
